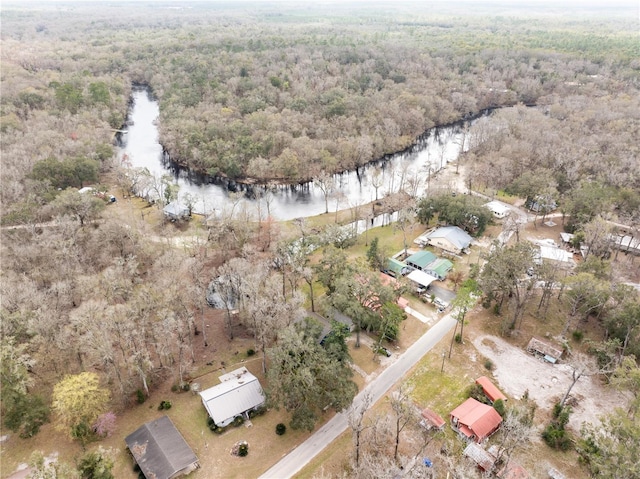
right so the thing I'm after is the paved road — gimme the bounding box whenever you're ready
[259,314,457,479]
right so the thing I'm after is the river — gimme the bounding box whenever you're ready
[118,87,473,221]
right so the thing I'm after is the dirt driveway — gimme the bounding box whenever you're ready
[472,335,622,433]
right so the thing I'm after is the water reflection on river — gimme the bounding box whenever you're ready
[118,87,471,220]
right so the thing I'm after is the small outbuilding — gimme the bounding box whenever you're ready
[475,376,507,404]
[199,367,266,427]
[484,201,511,219]
[384,258,411,277]
[450,398,503,443]
[424,226,473,255]
[464,442,497,471]
[420,408,446,431]
[125,415,199,479]
[526,337,563,364]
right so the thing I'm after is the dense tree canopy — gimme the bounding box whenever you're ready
[266,319,357,431]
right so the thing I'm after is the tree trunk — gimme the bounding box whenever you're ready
[448,321,458,358]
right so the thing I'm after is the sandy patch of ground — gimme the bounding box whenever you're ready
[472,334,620,433]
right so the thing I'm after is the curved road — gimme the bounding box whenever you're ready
[259,314,457,479]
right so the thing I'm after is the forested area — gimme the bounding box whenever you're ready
[1,1,640,478]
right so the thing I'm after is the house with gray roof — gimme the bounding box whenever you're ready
[163,201,190,220]
[424,226,473,255]
[199,367,265,427]
[125,415,199,479]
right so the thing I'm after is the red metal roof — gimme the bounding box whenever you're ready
[476,376,507,403]
[421,408,446,429]
[450,398,503,443]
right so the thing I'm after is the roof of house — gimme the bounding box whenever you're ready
[163,202,189,217]
[125,415,198,479]
[407,269,438,288]
[427,258,453,278]
[426,226,473,250]
[476,376,507,403]
[199,367,265,426]
[405,250,437,269]
[464,442,497,471]
[421,408,446,430]
[538,244,574,264]
[451,398,503,442]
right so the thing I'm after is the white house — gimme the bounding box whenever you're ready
[199,367,265,427]
[484,201,511,219]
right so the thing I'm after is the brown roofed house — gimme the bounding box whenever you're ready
[450,398,503,443]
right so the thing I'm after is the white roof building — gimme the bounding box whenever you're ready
[199,367,265,427]
[538,244,575,266]
[407,270,438,289]
[484,201,511,219]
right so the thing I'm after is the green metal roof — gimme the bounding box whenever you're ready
[405,250,437,269]
[428,258,453,279]
[386,258,407,275]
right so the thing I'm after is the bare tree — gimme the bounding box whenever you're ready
[389,384,415,462]
[314,171,335,214]
[348,391,373,469]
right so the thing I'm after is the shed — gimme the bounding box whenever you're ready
[199,367,265,427]
[384,258,411,277]
[405,250,437,271]
[424,226,473,254]
[484,201,511,219]
[407,270,438,290]
[125,415,199,479]
[424,258,453,280]
[526,338,563,363]
[475,376,507,404]
[559,232,575,245]
[450,398,503,443]
[420,408,446,430]
[463,442,497,471]
[163,202,190,220]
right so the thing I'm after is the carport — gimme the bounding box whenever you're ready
[407,270,438,290]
